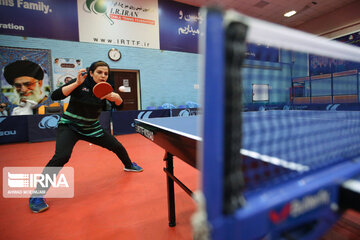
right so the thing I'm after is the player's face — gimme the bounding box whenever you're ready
[90,66,109,84]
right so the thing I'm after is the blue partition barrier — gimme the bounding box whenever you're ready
[172,108,199,117]
[100,111,111,134]
[291,103,360,111]
[0,115,29,144]
[244,103,360,111]
[28,112,111,143]
[112,109,170,135]
[28,114,60,142]
[1,108,198,144]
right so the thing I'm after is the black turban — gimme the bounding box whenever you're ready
[3,60,44,85]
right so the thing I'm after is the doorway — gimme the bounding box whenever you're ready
[110,70,140,111]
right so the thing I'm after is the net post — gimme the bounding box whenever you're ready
[199,6,226,223]
[223,20,247,214]
[199,5,248,225]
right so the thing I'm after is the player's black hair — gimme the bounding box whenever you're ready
[88,61,110,74]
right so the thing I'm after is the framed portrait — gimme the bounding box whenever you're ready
[0,46,52,105]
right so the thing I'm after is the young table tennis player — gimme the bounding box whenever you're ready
[29,60,143,213]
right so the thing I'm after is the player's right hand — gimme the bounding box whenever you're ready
[76,69,87,86]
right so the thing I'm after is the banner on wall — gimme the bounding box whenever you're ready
[77,0,160,49]
[0,47,52,106]
[158,0,201,53]
[53,58,82,87]
[0,0,78,41]
[52,57,83,103]
[336,32,360,47]
[309,31,360,76]
[246,43,279,63]
[158,0,279,59]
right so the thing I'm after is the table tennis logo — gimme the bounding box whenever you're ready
[131,111,152,127]
[83,0,114,25]
[135,125,154,141]
[82,0,155,27]
[38,115,60,129]
[269,190,330,224]
[326,104,340,111]
[290,190,330,218]
[269,203,290,224]
[258,106,266,111]
[283,105,291,110]
[0,117,6,124]
[0,117,17,137]
[3,167,74,198]
[178,109,197,117]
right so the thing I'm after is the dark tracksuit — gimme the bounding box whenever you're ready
[32,78,133,197]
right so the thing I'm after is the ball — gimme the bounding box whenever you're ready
[119,86,126,92]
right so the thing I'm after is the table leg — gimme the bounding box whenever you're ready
[164,151,176,227]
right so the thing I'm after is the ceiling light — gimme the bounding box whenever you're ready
[284,10,297,17]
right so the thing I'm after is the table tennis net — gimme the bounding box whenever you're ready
[219,10,360,213]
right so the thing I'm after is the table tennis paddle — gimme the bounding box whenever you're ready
[93,82,113,99]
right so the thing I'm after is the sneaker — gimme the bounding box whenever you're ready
[29,197,49,213]
[124,162,143,172]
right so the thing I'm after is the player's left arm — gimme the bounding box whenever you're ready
[101,92,123,106]
[51,69,86,101]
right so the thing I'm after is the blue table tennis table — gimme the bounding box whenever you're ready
[134,111,360,239]
[134,115,199,227]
